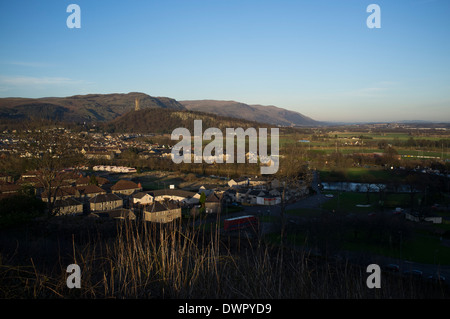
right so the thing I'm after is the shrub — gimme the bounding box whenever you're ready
[0,194,46,228]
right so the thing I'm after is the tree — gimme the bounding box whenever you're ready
[375,183,387,210]
[89,175,98,186]
[378,140,388,150]
[274,144,314,244]
[405,174,421,211]
[199,192,206,214]
[0,194,46,228]
[361,173,376,204]
[384,145,399,167]
[261,143,314,296]
[20,127,86,217]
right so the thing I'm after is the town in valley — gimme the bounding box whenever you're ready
[1,0,450,301]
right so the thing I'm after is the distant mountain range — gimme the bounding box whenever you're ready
[0,92,319,127]
[180,100,319,127]
[0,92,184,123]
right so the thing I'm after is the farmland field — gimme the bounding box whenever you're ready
[278,125,450,162]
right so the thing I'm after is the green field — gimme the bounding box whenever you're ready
[318,167,403,183]
[343,234,450,265]
[319,191,422,212]
[333,131,446,141]
[279,131,450,160]
[286,208,324,217]
[272,195,450,265]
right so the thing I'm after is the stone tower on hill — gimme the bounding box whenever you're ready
[135,98,140,111]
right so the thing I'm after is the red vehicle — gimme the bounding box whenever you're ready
[224,215,258,232]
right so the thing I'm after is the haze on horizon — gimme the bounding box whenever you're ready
[0,0,449,123]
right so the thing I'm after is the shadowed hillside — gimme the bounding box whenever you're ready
[0,92,185,123]
[0,93,320,129]
[104,108,276,134]
[180,100,319,127]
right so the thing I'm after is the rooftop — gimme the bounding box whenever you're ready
[151,189,196,198]
[111,179,141,191]
[89,193,122,203]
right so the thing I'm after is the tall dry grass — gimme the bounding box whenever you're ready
[0,216,448,299]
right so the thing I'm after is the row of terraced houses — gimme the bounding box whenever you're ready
[0,171,225,224]
[0,169,310,224]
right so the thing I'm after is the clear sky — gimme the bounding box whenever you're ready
[0,0,449,123]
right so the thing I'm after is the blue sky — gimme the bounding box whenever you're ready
[0,0,449,122]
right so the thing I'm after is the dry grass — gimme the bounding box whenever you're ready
[0,217,448,299]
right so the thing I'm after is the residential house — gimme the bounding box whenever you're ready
[111,180,143,196]
[270,178,281,189]
[22,171,79,196]
[76,184,107,201]
[83,150,115,160]
[58,171,79,184]
[190,186,214,204]
[0,182,21,199]
[132,192,154,206]
[92,165,137,173]
[245,190,266,205]
[205,192,222,214]
[151,189,196,205]
[106,147,124,155]
[248,177,269,189]
[89,193,123,212]
[228,177,249,188]
[0,173,13,183]
[54,197,84,216]
[20,170,40,179]
[143,201,181,223]
[16,176,40,187]
[138,151,153,159]
[198,185,213,196]
[223,189,237,204]
[41,186,78,202]
[235,189,249,203]
[256,192,281,206]
[190,191,223,215]
[76,175,110,187]
[93,208,136,220]
[75,175,91,186]
[95,176,111,186]
[34,180,73,197]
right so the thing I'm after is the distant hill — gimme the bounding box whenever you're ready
[180,100,319,127]
[104,108,276,134]
[0,92,185,123]
[0,93,320,129]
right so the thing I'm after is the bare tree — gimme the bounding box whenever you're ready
[261,143,313,297]
[405,174,421,212]
[360,173,376,204]
[273,144,313,244]
[20,126,86,216]
[375,183,387,210]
